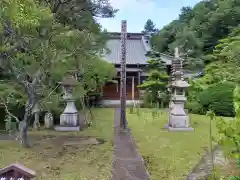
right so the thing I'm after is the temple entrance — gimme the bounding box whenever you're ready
[102,72,140,100]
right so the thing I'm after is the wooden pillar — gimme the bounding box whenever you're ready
[100,86,103,95]
[138,71,141,85]
[138,71,141,99]
[116,80,118,92]
[120,20,127,129]
[131,76,135,100]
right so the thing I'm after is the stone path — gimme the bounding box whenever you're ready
[112,108,150,180]
[187,145,228,180]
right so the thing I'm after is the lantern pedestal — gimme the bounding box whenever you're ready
[167,101,194,131]
[60,100,78,126]
[55,75,80,132]
[165,100,194,131]
[166,83,194,132]
[55,100,80,131]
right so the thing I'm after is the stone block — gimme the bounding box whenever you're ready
[60,113,78,126]
[54,126,80,131]
[167,127,194,132]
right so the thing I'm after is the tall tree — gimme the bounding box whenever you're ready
[152,0,240,61]
[200,27,240,85]
[0,0,116,147]
[143,19,158,35]
[138,52,169,106]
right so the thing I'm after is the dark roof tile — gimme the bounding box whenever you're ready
[103,33,173,65]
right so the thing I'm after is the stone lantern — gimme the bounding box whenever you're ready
[165,47,194,131]
[55,75,79,131]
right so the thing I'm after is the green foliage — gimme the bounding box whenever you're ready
[152,0,240,58]
[228,176,240,180]
[215,110,240,179]
[153,0,240,178]
[201,27,240,85]
[129,105,134,114]
[151,108,158,119]
[237,159,240,168]
[0,0,116,113]
[215,116,240,163]
[142,19,158,35]
[138,52,169,106]
[185,101,204,114]
[206,110,216,179]
[4,114,17,134]
[198,82,235,116]
[1,0,52,29]
[234,85,240,117]
[0,0,117,147]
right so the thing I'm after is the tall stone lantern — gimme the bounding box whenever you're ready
[165,47,194,131]
[55,75,80,131]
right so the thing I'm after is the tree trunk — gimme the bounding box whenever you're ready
[33,112,40,130]
[19,101,34,148]
[19,113,30,148]
[20,112,30,148]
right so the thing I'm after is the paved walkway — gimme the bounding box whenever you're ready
[112,108,150,180]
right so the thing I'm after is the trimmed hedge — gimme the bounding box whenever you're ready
[198,82,235,117]
[185,101,204,115]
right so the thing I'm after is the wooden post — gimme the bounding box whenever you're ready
[100,86,103,95]
[132,76,135,100]
[120,20,127,129]
[138,71,140,99]
[116,80,118,92]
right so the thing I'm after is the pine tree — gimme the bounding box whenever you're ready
[143,19,158,35]
[138,51,169,106]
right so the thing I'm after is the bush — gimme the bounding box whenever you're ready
[185,101,204,114]
[198,82,235,117]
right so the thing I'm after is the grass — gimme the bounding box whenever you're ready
[0,108,233,180]
[127,108,219,180]
[0,108,114,180]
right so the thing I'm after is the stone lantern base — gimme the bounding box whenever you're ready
[55,113,80,132]
[164,113,194,132]
[60,112,79,126]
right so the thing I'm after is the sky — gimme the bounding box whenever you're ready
[98,0,202,32]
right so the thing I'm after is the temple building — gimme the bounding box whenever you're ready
[99,32,176,106]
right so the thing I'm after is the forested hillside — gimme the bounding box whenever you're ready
[151,0,240,70]
[145,0,240,118]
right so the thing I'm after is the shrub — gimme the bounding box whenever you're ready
[185,101,204,114]
[198,82,235,117]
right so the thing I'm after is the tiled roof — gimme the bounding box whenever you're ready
[102,32,173,65]
[104,38,149,64]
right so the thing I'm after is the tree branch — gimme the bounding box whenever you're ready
[40,84,60,103]
[32,69,43,86]
[0,98,20,123]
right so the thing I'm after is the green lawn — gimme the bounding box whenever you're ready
[0,108,230,180]
[127,108,219,180]
[0,108,114,180]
